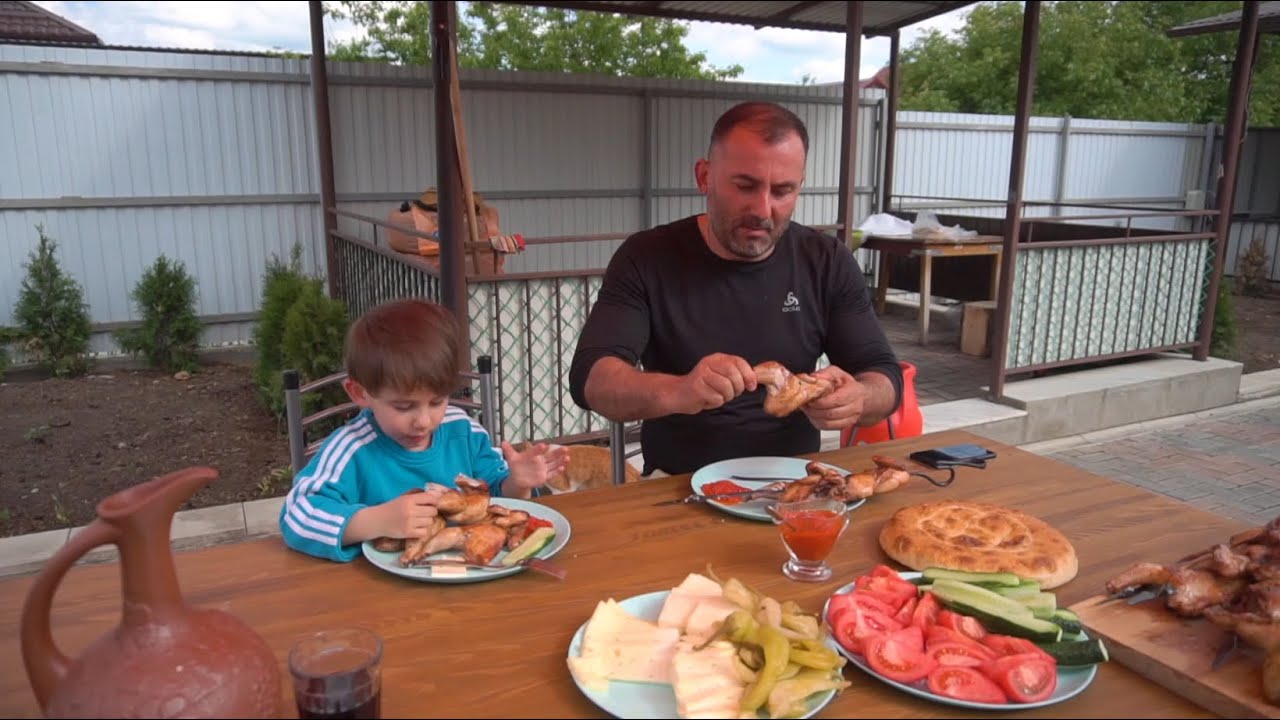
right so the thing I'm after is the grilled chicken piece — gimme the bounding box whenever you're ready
[407,523,509,566]
[1166,567,1247,617]
[1213,543,1255,578]
[400,515,448,565]
[1106,562,1173,596]
[432,477,493,524]
[753,361,835,417]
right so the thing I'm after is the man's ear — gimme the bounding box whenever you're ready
[343,378,371,408]
[694,157,710,194]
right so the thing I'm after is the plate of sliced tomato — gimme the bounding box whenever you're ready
[821,566,1097,710]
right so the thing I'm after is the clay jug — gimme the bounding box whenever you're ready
[842,361,925,446]
[20,467,283,719]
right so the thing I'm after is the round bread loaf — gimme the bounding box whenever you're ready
[878,500,1079,589]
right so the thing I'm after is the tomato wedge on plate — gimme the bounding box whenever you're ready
[927,641,997,668]
[865,625,937,685]
[833,603,903,656]
[927,665,1008,705]
[937,609,988,641]
[911,591,941,630]
[982,634,1057,666]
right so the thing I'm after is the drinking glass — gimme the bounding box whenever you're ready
[770,497,850,582]
[289,627,384,720]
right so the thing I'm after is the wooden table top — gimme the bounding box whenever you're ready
[0,429,1249,719]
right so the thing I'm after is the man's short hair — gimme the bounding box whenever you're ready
[709,101,809,155]
[344,298,461,396]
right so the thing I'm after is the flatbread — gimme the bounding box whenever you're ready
[878,500,1079,589]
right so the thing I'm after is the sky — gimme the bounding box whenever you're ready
[33,1,974,85]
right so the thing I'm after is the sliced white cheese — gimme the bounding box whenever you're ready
[567,655,611,694]
[573,598,683,685]
[673,572,724,597]
[428,564,469,578]
[682,596,740,644]
[658,591,712,630]
[672,639,745,720]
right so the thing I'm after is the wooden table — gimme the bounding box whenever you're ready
[0,430,1248,719]
[861,234,1004,345]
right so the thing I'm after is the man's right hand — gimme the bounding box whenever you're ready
[675,353,759,414]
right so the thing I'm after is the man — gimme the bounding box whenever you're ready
[568,101,903,476]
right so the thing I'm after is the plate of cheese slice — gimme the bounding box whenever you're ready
[565,573,846,719]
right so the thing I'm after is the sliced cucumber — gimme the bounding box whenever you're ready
[1019,592,1058,620]
[501,526,556,567]
[1037,638,1109,666]
[928,579,1063,643]
[922,567,1023,587]
[1048,608,1084,636]
[992,580,1043,599]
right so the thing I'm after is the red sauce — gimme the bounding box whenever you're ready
[779,509,846,561]
[701,479,752,505]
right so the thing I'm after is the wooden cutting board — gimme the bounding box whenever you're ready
[1071,594,1277,718]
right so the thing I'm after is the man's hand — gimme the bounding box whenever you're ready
[801,366,866,431]
[500,441,569,498]
[673,353,759,415]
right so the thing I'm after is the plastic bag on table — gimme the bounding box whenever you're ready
[912,211,977,241]
[856,213,914,236]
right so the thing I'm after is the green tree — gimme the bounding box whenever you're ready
[14,225,92,378]
[898,1,1280,125]
[324,1,744,80]
[114,255,203,373]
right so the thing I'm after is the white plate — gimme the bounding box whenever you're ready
[360,498,570,584]
[566,590,840,719]
[821,572,1098,710]
[689,456,867,522]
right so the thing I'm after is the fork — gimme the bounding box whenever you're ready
[411,557,567,580]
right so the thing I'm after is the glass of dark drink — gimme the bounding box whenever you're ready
[289,627,384,719]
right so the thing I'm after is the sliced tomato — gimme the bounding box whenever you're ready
[854,574,918,610]
[927,666,1008,705]
[893,596,918,626]
[983,653,1057,703]
[833,604,903,656]
[981,635,1057,667]
[937,609,989,641]
[911,592,942,630]
[870,564,904,579]
[828,591,898,630]
[926,626,997,658]
[865,625,937,685]
[927,640,1000,668]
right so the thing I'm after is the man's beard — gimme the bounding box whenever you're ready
[710,213,786,260]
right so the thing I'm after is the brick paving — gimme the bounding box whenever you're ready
[878,301,990,406]
[1043,398,1280,526]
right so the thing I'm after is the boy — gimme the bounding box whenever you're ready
[279,298,566,562]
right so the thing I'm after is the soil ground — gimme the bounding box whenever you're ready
[1,291,1277,539]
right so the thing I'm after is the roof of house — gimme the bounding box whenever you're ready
[0,0,101,45]
[1166,1,1280,37]
[496,1,976,36]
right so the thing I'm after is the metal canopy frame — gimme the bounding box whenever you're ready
[304,0,1262,401]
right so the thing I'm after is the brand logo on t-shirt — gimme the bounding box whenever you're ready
[782,291,800,313]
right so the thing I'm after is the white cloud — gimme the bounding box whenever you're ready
[32,1,971,85]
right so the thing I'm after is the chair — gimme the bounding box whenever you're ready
[841,360,923,447]
[283,355,496,474]
[609,419,643,486]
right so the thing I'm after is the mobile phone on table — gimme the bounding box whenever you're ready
[909,443,996,469]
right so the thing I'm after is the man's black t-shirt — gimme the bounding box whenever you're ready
[569,215,902,476]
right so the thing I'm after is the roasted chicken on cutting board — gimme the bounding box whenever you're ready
[1105,514,1280,703]
[370,476,538,567]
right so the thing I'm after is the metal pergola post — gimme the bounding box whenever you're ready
[308,0,339,298]
[881,30,901,213]
[988,0,1042,402]
[1194,0,1261,360]
[835,1,864,248]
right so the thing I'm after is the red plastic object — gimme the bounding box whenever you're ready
[842,361,923,446]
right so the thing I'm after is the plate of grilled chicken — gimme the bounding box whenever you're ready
[686,456,923,522]
[361,477,571,584]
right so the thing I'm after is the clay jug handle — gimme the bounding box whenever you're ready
[20,519,121,711]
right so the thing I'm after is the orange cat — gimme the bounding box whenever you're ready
[518,442,640,493]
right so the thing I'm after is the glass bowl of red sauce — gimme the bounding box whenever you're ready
[768,498,850,582]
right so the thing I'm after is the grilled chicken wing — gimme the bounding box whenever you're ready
[753,361,835,417]
[407,523,509,566]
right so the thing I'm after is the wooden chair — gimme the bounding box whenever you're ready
[283,356,495,474]
[609,419,644,486]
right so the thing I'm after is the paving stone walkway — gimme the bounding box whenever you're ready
[1030,396,1280,527]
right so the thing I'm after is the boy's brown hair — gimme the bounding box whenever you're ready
[343,299,461,396]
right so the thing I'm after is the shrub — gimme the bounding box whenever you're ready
[281,278,351,435]
[1210,281,1237,360]
[1237,233,1272,298]
[114,255,203,372]
[253,244,311,414]
[14,225,91,377]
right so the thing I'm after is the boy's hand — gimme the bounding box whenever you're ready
[500,441,569,497]
[380,485,447,538]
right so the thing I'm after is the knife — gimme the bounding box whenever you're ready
[652,484,788,506]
